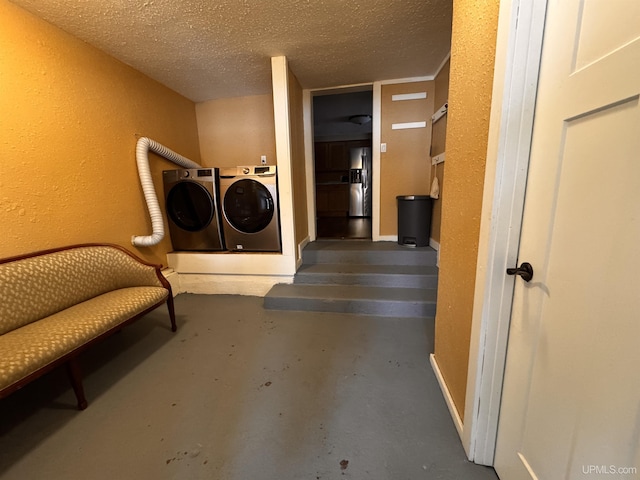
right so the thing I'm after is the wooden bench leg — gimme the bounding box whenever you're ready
[66,358,88,410]
[167,295,177,332]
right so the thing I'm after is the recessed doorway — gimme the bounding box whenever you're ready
[313,89,373,240]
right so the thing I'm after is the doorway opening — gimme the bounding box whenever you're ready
[312,88,373,240]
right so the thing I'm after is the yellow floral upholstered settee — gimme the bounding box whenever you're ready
[0,244,176,410]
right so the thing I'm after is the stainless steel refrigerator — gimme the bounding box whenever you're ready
[349,147,372,217]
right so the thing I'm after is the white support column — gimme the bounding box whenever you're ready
[270,56,297,267]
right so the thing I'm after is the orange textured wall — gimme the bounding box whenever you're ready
[434,0,500,419]
[196,95,277,168]
[0,0,200,265]
[379,81,434,236]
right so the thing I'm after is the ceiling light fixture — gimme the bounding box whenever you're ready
[348,114,372,125]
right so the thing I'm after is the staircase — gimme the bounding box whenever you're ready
[264,241,438,318]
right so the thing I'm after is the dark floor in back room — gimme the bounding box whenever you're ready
[316,216,372,240]
[0,294,498,480]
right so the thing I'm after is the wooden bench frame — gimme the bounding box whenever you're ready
[0,243,176,410]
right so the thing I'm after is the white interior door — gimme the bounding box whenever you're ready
[494,1,640,479]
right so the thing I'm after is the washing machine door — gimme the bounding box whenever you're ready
[223,179,274,233]
[166,181,214,232]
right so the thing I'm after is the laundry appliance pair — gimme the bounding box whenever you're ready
[162,165,281,252]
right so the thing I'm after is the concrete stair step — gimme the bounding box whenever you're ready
[302,241,437,266]
[264,284,436,318]
[294,263,438,289]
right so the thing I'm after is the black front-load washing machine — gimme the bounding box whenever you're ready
[163,168,225,251]
[219,165,281,252]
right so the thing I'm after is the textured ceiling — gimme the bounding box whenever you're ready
[10,0,453,103]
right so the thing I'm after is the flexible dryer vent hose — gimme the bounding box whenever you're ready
[132,137,201,247]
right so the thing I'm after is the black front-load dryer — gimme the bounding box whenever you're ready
[163,168,225,251]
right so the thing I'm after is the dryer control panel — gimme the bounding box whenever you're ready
[220,165,277,177]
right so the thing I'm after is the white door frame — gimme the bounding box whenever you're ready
[461,0,549,465]
[303,84,377,243]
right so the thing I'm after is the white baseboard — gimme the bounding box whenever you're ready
[377,235,398,242]
[430,353,464,440]
[429,238,440,267]
[161,268,180,297]
[177,273,293,296]
[297,235,311,269]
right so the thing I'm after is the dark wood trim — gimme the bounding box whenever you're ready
[153,264,177,332]
[0,296,171,408]
[0,242,175,330]
[0,243,177,409]
[165,292,177,332]
[0,242,162,268]
[66,358,87,410]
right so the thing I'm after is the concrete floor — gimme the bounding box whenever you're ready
[0,294,498,480]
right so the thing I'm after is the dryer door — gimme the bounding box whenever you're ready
[166,181,214,232]
[223,179,274,233]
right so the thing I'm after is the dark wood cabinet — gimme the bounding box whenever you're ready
[314,142,330,172]
[314,142,348,172]
[315,140,370,172]
[315,184,350,217]
[328,143,348,171]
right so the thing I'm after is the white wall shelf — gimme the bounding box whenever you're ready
[432,152,446,165]
[432,102,448,123]
[391,121,427,130]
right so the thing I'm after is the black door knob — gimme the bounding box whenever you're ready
[506,262,534,282]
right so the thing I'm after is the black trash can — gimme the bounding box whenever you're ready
[397,195,433,247]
